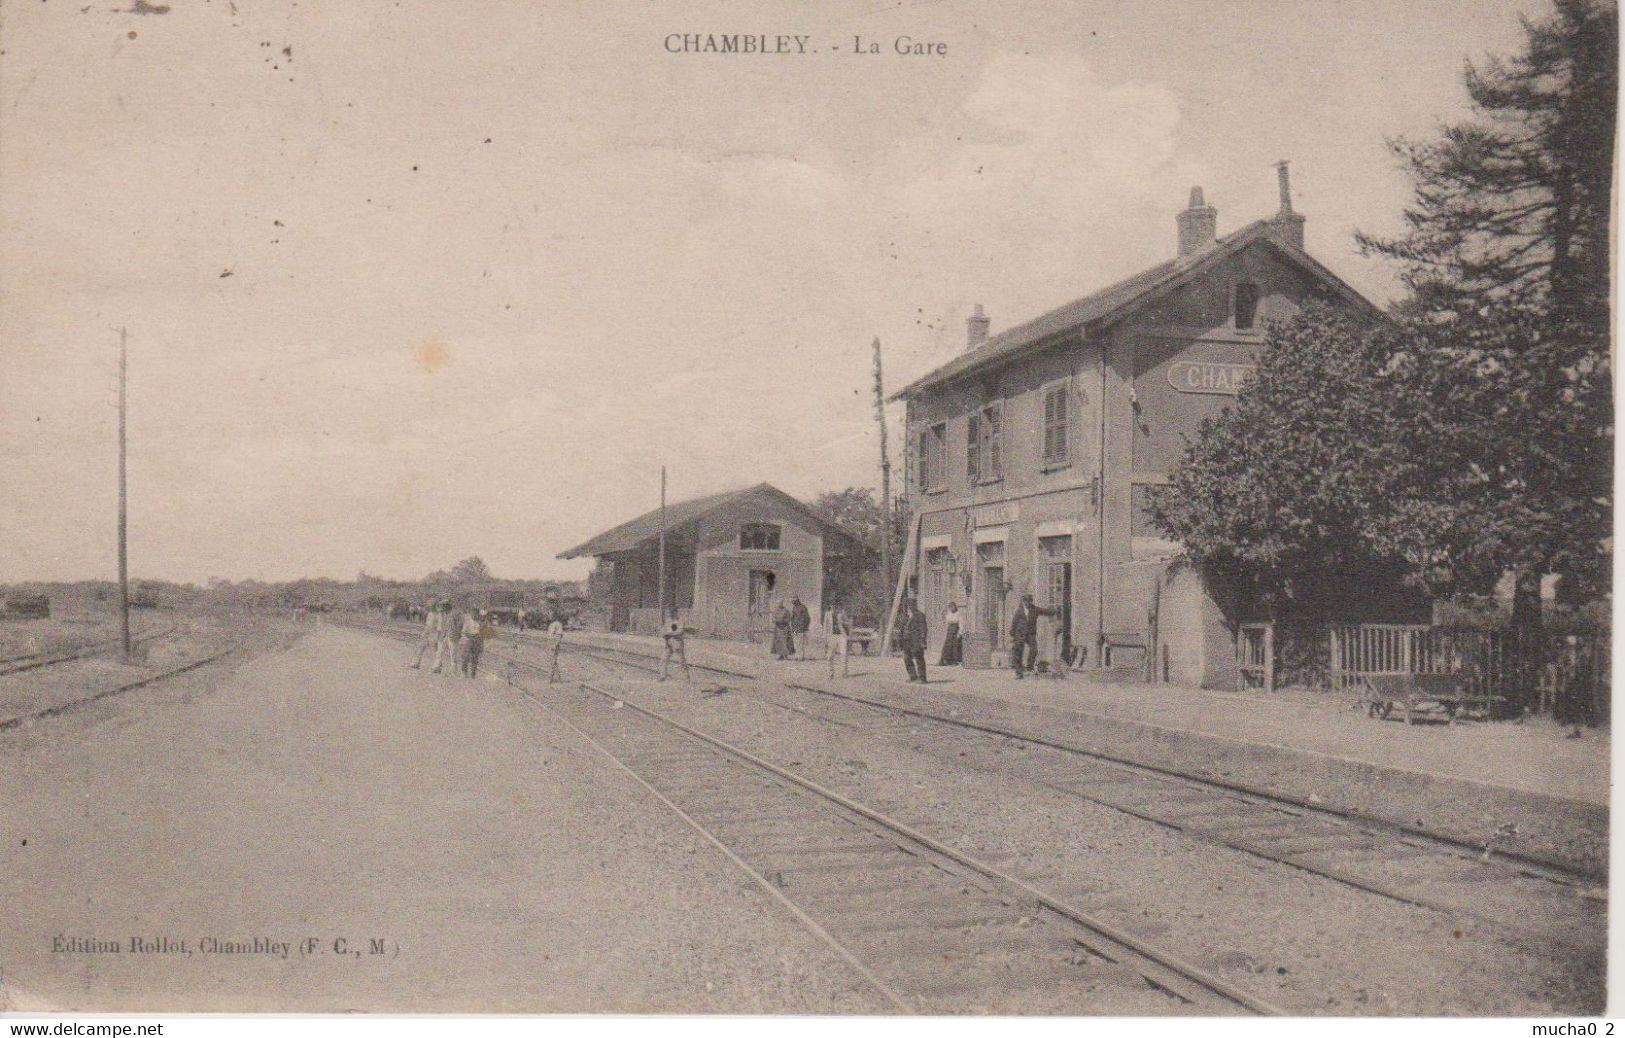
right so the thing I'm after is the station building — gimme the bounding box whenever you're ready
[891,172,1383,688]
[559,482,868,641]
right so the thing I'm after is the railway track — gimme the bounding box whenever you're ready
[344,617,1282,1013]
[0,642,241,732]
[534,633,1604,954]
[0,624,176,678]
[504,656,1282,1013]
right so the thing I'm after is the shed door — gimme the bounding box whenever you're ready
[747,569,776,640]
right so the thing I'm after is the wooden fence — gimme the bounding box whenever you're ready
[1328,624,1512,702]
[1228,620,1612,727]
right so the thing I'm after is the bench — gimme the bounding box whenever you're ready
[1359,673,1507,725]
[846,627,877,656]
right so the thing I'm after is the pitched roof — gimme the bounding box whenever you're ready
[557,482,867,559]
[891,220,1382,400]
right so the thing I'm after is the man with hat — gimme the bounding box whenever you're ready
[897,597,929,683]
[1008,593,1056,679]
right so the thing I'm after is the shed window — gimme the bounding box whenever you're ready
[740,523,781,551]
[1042,381,1070,467]
[1234,282,1261,330]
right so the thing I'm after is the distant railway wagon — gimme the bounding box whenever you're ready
[2,594,50,620]
[482,607,523,628]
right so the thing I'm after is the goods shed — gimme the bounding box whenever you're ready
[559,483,868,641]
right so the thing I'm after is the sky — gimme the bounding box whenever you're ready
[0,0,1541,584]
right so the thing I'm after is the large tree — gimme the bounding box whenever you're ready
[1154,301,1610,596]
[1357,0,1615,325]
[1384,305,1612,606]
[1357,0,1614,633]
[1148,306,1439,617]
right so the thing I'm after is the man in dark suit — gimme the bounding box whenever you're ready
[1009,593,1055,679]
[898,598,929,683]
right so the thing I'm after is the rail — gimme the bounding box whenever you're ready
[343,616,1285,1013]
[0,642,241,731]
[542,634,1601,949]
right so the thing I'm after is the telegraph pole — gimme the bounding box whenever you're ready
[657,466,667,623]
[117,327,131,661]
[871,337,892,610]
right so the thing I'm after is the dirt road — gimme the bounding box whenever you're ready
[0,623,878,1012]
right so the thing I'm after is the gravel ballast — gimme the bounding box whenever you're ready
[545,645,1604,1015]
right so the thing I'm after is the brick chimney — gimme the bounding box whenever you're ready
[1267,161,1306,250]
[966,303,990,349]
[1176,186,1218,258]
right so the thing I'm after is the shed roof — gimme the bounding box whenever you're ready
[557,482,868,560]
[890,221,1382,400]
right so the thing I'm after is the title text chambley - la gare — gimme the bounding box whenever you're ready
[664,34,948,56]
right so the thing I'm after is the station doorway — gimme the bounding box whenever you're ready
[977,540,1007,649]
[1040,535,1073,665]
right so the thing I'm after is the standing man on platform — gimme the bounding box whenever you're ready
[827,606,854,679]
[898,597,928,684]
[790,594,812,660]
[1009,593,1055,679]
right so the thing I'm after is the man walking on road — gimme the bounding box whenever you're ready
[898,598,928,684]
[1009,593,1055,679]
[409,602,444,669]
[427,602,455,674]
[790,594,812,660]
[459,608,488,679]
[546,615,565,683]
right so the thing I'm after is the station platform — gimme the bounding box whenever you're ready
[561,629,1610,878]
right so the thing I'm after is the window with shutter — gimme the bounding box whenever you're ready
[966,412,980,483]
[983,404,1002,480]
[1042,382,1069,467]
[920,423,947,492]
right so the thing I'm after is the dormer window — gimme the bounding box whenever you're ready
[1234,282,1261,331]
[740,523,781,551]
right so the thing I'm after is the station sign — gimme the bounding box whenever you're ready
[973,502,1019,527]
[1166,360,1257,396]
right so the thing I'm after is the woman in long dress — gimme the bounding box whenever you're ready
[770,601,794,660]
[939,601,963,666]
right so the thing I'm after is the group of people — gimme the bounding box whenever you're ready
[410,601,566,681]
[764,595,863,680]
[890,596,967,683]
[408,601,489,678]
[893,592,1061,682]
[769,595,813,661]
